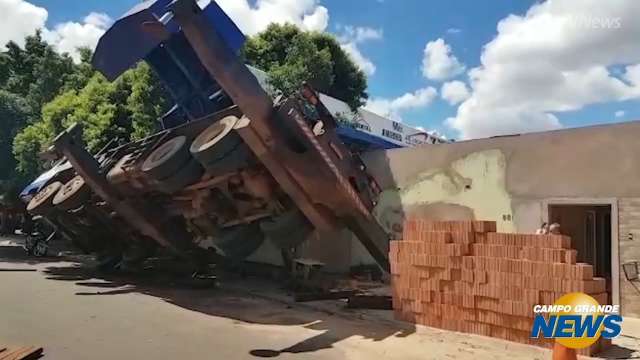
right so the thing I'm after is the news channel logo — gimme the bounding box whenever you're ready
[530,292,622,349]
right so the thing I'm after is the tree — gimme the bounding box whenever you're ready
[60,47,96,93]
[13,62,171,178]
[0,91,30,184]
[2,31,76,116]
[126,62,171,141]
[243,24,368,110]
[0,32,87,204]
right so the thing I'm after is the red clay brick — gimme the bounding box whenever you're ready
[451,231,475,244]
[472,221,497,233]
[484,232,571,248]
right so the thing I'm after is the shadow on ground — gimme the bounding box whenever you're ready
[0,243,416,357]
[598,343,639,359]
[5,242,638,359]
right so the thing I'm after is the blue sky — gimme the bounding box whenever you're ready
[10,0,640,139]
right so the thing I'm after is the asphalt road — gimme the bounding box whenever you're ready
[0,241,634,359]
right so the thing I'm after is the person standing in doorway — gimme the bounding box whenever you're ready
[536,222,549,235]
[549,223,562,235]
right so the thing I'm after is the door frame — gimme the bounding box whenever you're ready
[542,197,619,307]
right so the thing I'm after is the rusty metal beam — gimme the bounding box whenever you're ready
[53,125,197,259]
[170,0,390,271]
[171,1,338,232]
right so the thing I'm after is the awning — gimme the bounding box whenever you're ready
[335,126,403,150]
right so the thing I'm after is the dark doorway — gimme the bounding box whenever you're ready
[548,205,612,298]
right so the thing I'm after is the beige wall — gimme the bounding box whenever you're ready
[356,121,640,316]
[619,198,640,315]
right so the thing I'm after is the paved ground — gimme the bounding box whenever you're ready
[0,239,638,359]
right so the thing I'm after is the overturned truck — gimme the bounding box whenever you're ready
[22,0,392,272]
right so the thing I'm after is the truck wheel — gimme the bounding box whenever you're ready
[190,116,251,174]
[215,222,264,260]
[142,135,191,180]
[155,159,204,194]
[26,181,62,215]
[53,175,91,211]
[260,209,314,249]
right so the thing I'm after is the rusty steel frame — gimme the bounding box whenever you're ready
[171,0,390,270]
[53,126,205,268]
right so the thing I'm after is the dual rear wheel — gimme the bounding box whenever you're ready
[141,115,252,194]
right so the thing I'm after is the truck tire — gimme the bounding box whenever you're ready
[27,181,62,215]
[260,209,314,249]
[53,175,91,211]
[142,135,191,180]
[190,116,251,174]
[215,222,264,260]
[155,159,204,194]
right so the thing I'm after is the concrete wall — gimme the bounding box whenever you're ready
[354,121,640,316]
[619,198,640,316]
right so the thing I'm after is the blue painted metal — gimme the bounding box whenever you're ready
[19,161,73,200]
[92,0,244,81]
[92,0,244,123]
[335,126,403,150]
[90,0,406,152]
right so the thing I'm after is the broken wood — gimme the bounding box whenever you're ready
[0,346,43,360]
[294,290,357,302]
[347,295,392,310]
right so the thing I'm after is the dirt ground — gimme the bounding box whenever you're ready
[0,238,638,360]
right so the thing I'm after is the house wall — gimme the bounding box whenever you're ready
[352,121,640,316]
[619,198,640,315]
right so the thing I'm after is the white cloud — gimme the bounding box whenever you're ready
[215,0,329,35]
[215,0,380,76]
[338,25,383,43]
[428,130,448,140]
[415,126,448,140]
[615,110,625,118]
[43,12,112,62]
[365,87,437,121]
[337,26,383,76]
[625,64,640,86]
[0,0,47,48]
[0,0,111,62]
[84,12,112,29]
[302,6,328,32]
[340,42,376,76]
[441,80,470,105]
[447,0,640,139]
[421,38,465,81]
[446,28,462,34]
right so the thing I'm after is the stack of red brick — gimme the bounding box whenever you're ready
[391,219,610,356]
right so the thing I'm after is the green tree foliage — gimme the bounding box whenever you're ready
[0,32,81,204]
[126,63,171,141]
[0,91,31,199]
[243,24,368,110]
[13,63,170,178]
[60,47,96,93]
[2,31,76,116]
[1,32,169,205]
